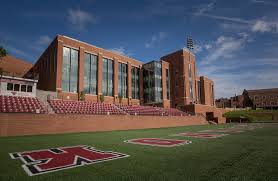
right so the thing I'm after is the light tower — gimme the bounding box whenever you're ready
[187,37,194,103]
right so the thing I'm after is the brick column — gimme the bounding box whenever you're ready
[78,47,84,94]
[139,66,144,104]
[161,61,167,101]
[113,58,118,103]
[127,62,132,105]
[97,53,103,99]
[56,39,64,91]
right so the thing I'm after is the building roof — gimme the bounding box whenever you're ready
[246,88,278,93]
[0,55,33,77]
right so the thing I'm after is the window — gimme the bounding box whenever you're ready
[14,84,20,91]
[102,58,114,96]
[84,53,98,94]
[262,96,266,99]
[118,62,127,98]
[189,81,193,99]
[62,47,79,93]
[166,69,170,100]
[198,81,202,102]
[21,85,27,92]
[132,66,140,99]
[27,85,33,92]
[188,64,192,78]
[7,83,13,91]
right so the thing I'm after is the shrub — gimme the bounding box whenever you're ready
[79,91,85,101]
[100,95,104,103]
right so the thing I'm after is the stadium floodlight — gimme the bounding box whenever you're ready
[187,37,194,51]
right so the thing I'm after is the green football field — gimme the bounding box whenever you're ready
[1,123,278,181]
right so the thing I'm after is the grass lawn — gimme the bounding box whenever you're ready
[1,124,278,181]
[224,109,278,122]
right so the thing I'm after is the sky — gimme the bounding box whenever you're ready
[0,0,278,98]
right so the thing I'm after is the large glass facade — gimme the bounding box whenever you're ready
[189,63,193,99]
[132,66,140,99]
[84,53,98,94]
[102,58,114,96]
[143,61,162,103]
[166,68,170,100]
[118,63,127,98]
[198,80,202,103]
[62,47,78,93]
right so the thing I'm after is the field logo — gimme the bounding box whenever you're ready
[173,132,228,138]
[9,145,129,176]
[125,138,192,147]
[199,129,244,133]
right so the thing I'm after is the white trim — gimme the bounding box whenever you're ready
[171,132,228,139]
[0,75,38,83]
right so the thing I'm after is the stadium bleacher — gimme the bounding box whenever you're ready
[48,100,126,115]
[0,95,46,113]
[0,96,189,116]
[115,104,188,116]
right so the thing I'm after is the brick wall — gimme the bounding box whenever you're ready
[0,114,207,137]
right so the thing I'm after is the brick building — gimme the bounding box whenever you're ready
[25,35,215,109]
[246,88,278,109]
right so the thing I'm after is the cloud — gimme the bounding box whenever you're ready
[195,13,251,24]
[109,47,133,57]
[37,35,52,46]
[191,44,203,54]
[67,8,97,30]
[251,20,278,33]
[2,43,31,60]
[193,1,251,24]
[145,32,167,48]
[196,0,216,14]
[250,0,278,5]
[201,33,251,65]
[204,44,212,50]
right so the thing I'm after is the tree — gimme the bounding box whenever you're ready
[79,91,85,101]
[118,95,123,104]
[242,89,253,108]
[99,95,104,103]
[0,46,7,58]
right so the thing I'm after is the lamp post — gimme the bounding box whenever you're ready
[187,37,194,103]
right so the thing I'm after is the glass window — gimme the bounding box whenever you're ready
[118,63,127,98]
[7,83,13,91]
[102,58,114,96]
[62,47,79,93]
[132,66,140,99]
[21,85,27,92]
[27,85,33,92]
[188,63,192,78]
[14,84,20,91]
[166,69,170,100]
[70,49,78,93]
[62,47,70,92]
[84,53,98,94]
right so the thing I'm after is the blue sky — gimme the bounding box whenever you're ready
[1,0,278,98]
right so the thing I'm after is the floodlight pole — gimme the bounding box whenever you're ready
[187,37,194,104]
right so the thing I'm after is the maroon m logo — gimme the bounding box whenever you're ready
[10,145,129,176]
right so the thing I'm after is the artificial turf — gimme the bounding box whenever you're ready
[0,123,278,181]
